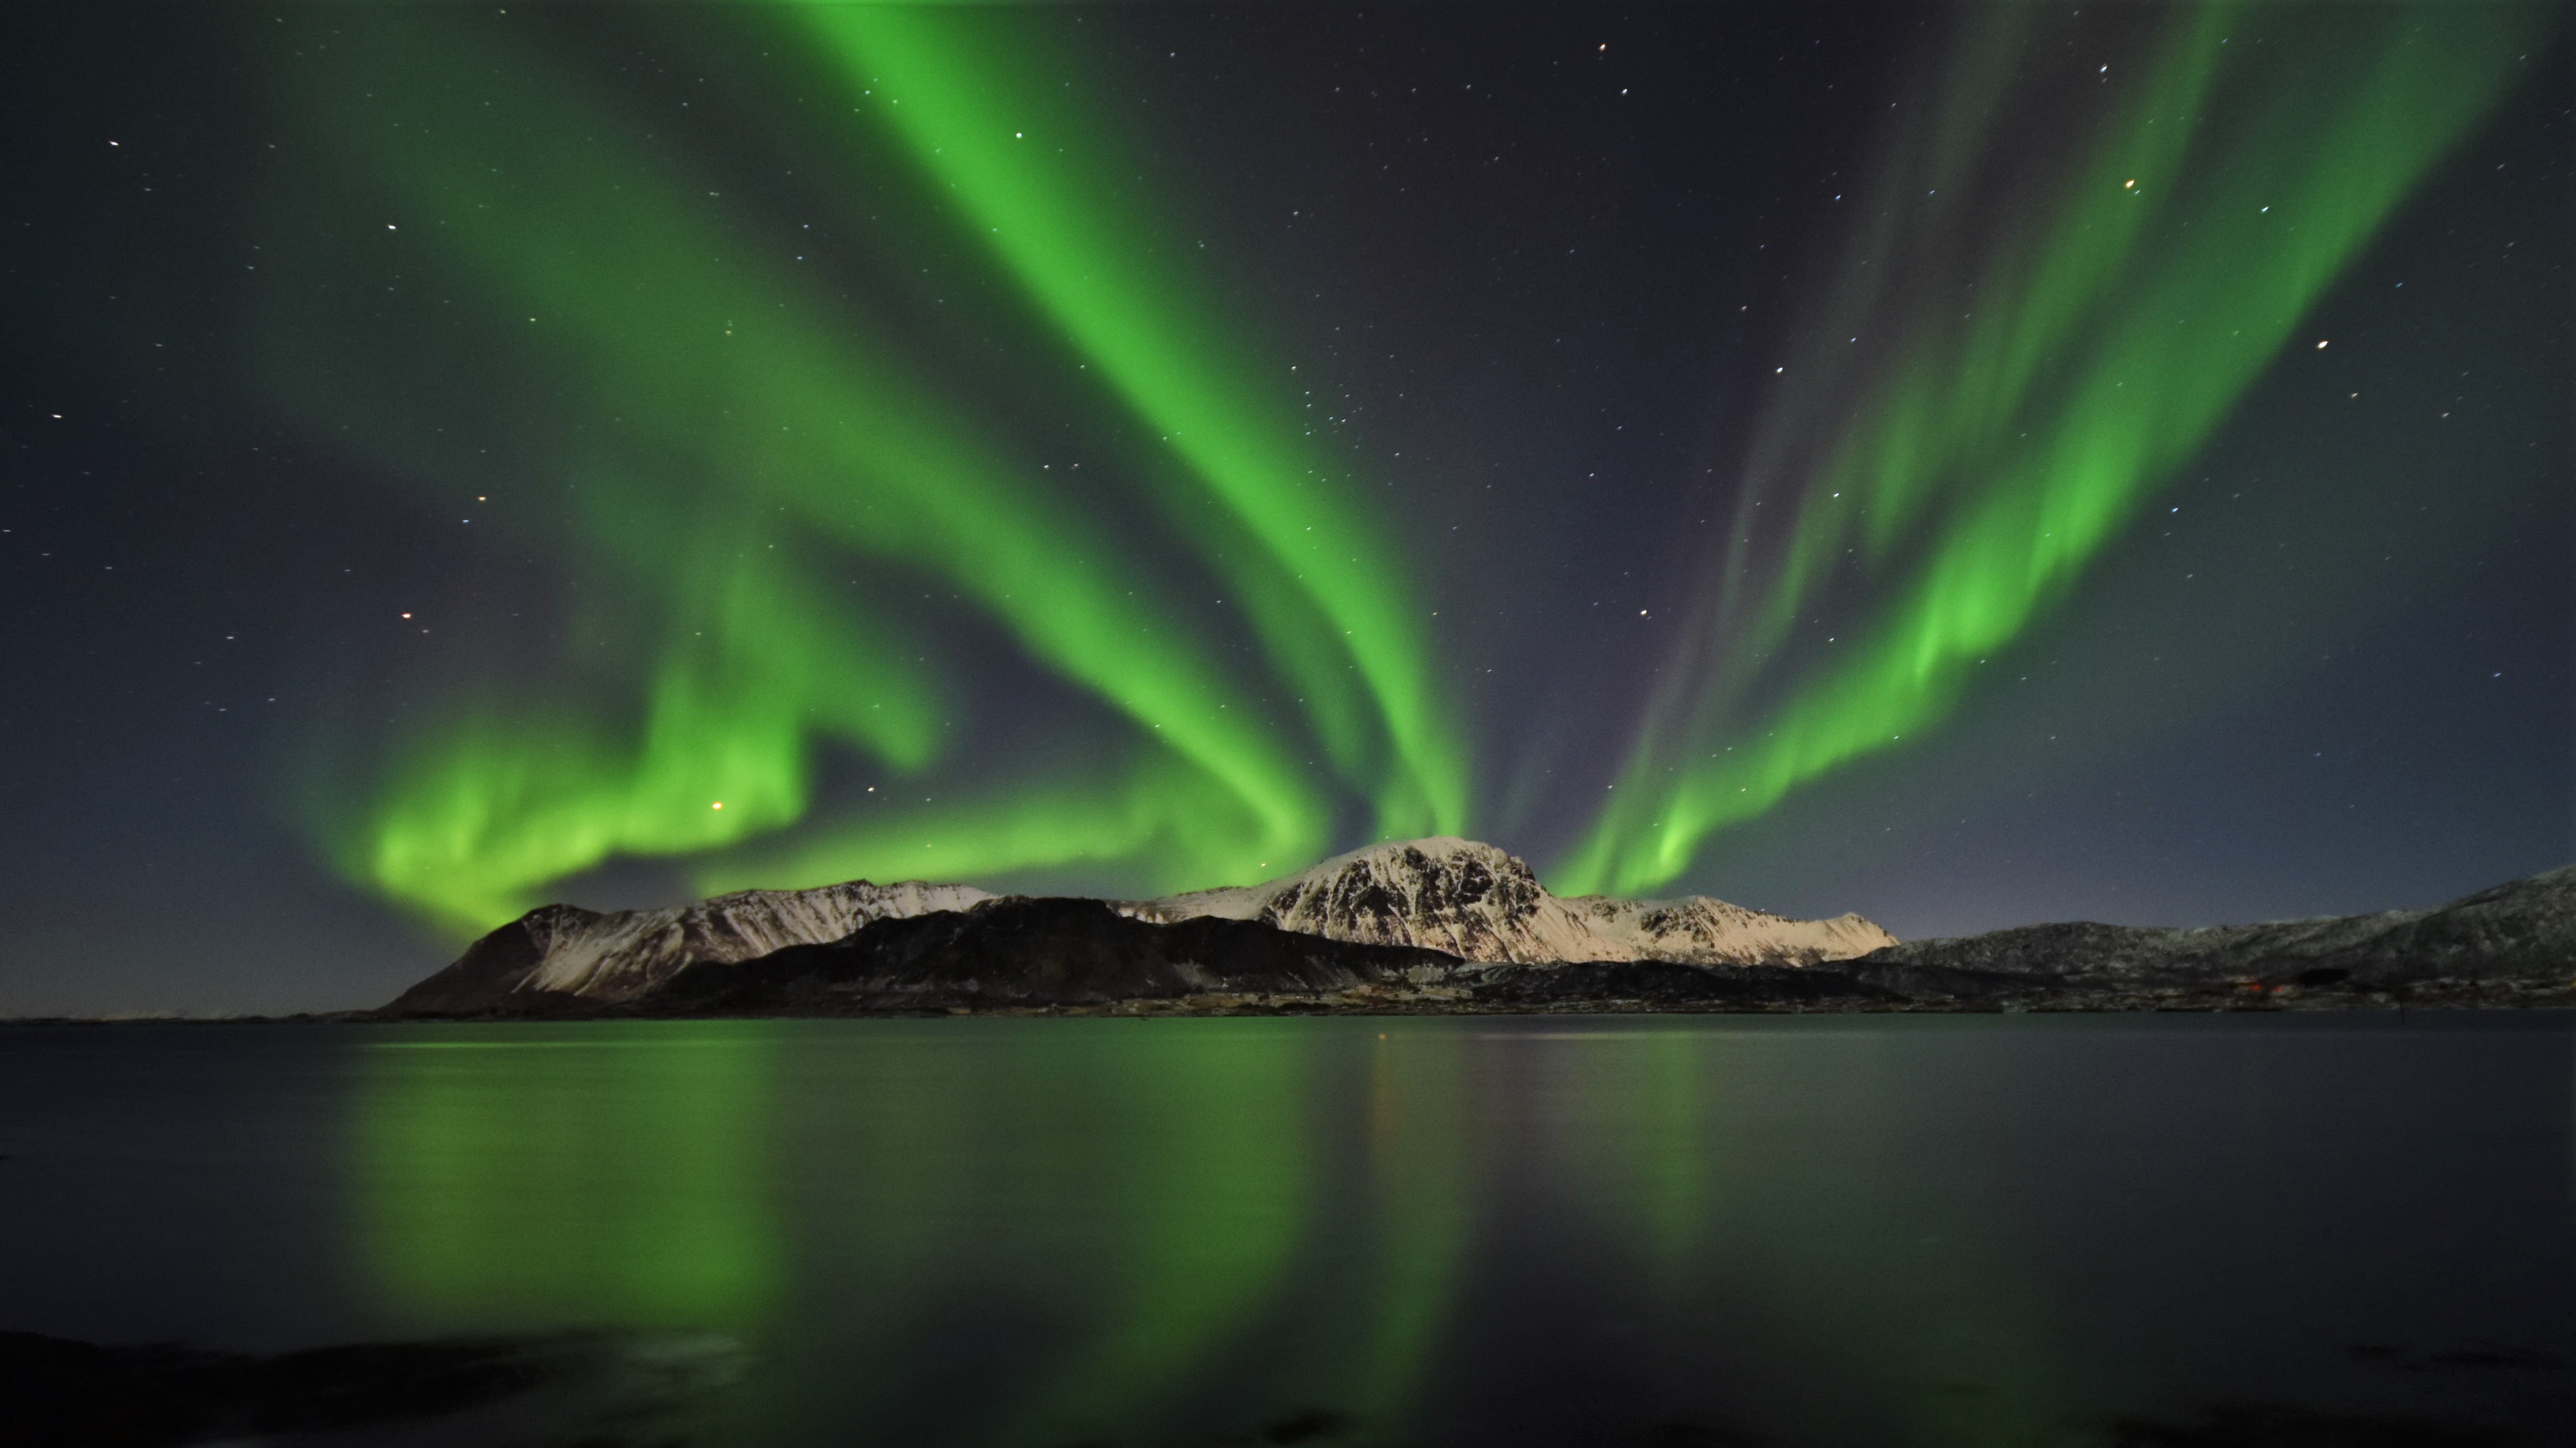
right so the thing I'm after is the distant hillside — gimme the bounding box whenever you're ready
[1854,863,2576,1004]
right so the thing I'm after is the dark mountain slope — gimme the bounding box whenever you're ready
[376,864,2576,1018]
[1857,864,2576,1003]
[638,897,1471,1015]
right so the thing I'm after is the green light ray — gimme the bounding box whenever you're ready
[1560,3,2555,895]
[789,7,1467,840]
[262,15,1339,927]
[699,749,1283,899]
[1737,7,2232,644]
[343,547,940,934]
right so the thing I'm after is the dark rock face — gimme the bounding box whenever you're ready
[380,903,601,1017]
[0,1328,743,1448]
[1465,961,1894,1009]
[640,897,1469,1015]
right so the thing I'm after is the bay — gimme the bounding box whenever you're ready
[1,1015,2568,1446]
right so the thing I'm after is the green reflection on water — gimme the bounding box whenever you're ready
[996,1025,1316,1445]
[1572,1030,1718,1290]
[1682,1028,2073,1447]
[352,1024,782,1331]
[1298,1027,1477,1434]
[350,1021,1335,1444]
[1521,1025,2080,1445]
[344,1018,2142,1445]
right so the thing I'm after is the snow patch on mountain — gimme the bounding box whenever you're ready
[390,838,1890,1015]
[1130,837,1895,966]
[515,880,997,1002]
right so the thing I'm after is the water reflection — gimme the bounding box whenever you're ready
[327,1018,2574,1447]
[972,1027,1314,1445]
[352,1021,1338,1444]
[353,1024,783,1332]
[1317,1028,1475,1434]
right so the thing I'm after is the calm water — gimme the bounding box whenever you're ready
[1,1015,2569,1446]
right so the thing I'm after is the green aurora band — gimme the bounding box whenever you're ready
[256,5,2554,927]
[260,12,1458,931]
[789,7,1468,840]
[1557,3,2557,895]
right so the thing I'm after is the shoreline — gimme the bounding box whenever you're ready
[8,988,2573,1027]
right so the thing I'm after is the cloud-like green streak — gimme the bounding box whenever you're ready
[252,4,2546,926]
[260,15,1362,929]
[1560,3,2555,895]
[790,8,1466,839]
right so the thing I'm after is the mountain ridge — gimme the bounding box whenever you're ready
[379,847,2576,1019]
[1130,837,1896,965]
[1863,862,2576,994]
[382,838,1892,1016]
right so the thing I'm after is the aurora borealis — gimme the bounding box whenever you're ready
[3,3,2567,1012]
[253,4,1479,934]
[1560,2,2561,893]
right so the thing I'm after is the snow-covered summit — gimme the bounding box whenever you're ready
[1130,837,1896,966]
[386,838,1892,1014]
[386,878,994,1012]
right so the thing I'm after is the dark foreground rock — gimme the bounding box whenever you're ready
[0,1328,744,1448]
[380,865,2576,1019]
[2112,1401,2514,1446]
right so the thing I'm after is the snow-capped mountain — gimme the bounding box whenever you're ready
[1131,837,1895,966]
[384,880,994,1013]
[384,838,1890,1014]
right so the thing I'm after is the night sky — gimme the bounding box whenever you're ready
[4,4,2566,1017]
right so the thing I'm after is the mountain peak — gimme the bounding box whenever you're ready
[1133,836,1893,967]
[385,838,1894,1013]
